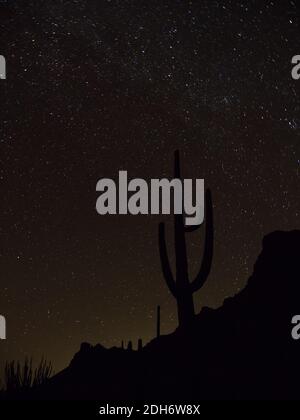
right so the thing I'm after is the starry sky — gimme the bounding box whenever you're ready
[0,0,299,374]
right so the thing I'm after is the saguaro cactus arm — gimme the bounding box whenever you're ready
[159,222,178,298]
[190,189,214,293]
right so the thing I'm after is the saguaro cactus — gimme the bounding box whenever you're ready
[158,150,214,329]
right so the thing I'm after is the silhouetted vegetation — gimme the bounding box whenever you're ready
[159,150,214,328]
[4,358,53,393]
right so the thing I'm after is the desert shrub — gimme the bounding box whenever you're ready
[4,358,53,392]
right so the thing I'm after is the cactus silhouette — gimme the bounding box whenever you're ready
[158,150,214,329]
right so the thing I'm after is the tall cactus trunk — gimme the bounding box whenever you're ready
[174,213,195,326]
[158,150,214,329]
[173,151,195,326]
[176,288,195,328]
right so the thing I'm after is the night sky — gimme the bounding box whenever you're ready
[0,0,299,374]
